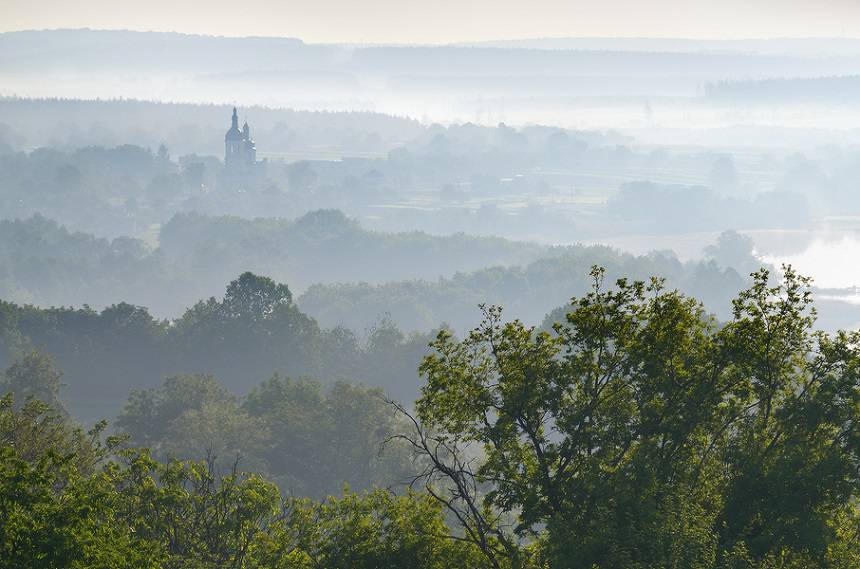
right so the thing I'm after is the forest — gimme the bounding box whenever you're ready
[2,268,859,568]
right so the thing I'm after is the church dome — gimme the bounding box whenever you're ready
[225,126,243,140]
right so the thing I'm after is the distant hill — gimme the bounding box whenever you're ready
[4,29,860,87]
[706,75,860,103]
[6,30,860,125]
[459,37,860,56]
[0,96,422,156]
[0,29,333,73]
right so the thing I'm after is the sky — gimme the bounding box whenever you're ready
[2,0,860,44]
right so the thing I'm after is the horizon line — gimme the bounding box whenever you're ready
[5,27,860,47]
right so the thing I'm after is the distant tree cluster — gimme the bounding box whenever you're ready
[114,373,413,497]
[706,75,860,104]
[0,96,420,157]
[0,211,545,316]
[608,181,811,232]
[300,234,757,334]
[4,102,856,251]
[0,211,778,336]
[0,271,435,421]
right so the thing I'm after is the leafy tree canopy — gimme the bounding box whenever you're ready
[412,267,860,568]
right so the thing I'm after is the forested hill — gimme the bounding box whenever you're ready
[0,96,422,156]
[0,211,546,316]
[5,213,859,338]
[157,209,548,295]
[298,244,752,333]
[7,30,860,79]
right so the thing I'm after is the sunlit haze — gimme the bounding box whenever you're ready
[3,3,860,566]
[3,0,860,43]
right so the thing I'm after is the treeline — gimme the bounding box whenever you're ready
[4,124,851,252]
[6,209,784,329]
[0,272,433,420]
[608,181,812,232]
[3,267,859,567]
[157,209,545,298]
[0,96,421,156]
[0,210,790,344]
[0,143,186,235]
[0,124,619,239]
[0,212,545,316]
[299,233,757,333]
[706,75,860,103]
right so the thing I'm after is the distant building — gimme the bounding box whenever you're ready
[218,107,266,190]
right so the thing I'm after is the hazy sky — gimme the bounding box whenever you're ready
[2,0,860,44]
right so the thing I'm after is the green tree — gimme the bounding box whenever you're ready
[2,351,65,414]
[0,394,161,569]
[243,375,413,497]
[223,272,293,322]
[112,450,280,569]
[704,230,759,276]
[117,374,271,477]
[1,393,491,569]
[119,373,415,498]
[413,266,860,569]
[171,273,322,387]
[257,489,492,569]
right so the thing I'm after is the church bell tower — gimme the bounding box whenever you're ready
[225,107,243,167]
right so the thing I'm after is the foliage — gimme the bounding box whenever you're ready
[0,394,156,569]
[0,394,486,569]
[2,270,433,419]
[118,373,414,498]
[1,350,66,414]
[257,489,492,569]
[608,181,810,231]
[414,266,860,568]
[2,266,859,568]
[302,237,754,334]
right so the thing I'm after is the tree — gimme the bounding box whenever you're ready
[242,375,413,497]
[703,230,759,276]
[413,266,860,568]
[709,154,739,194]
[0,394,159,569]
[222,272,293,322]
[119,373,415,498]
[170,273,322,387]
[117,374,231,450]
[2,351,65,414]
[258,489,492,569]
[285,161,318,193]
[112,450,281,569]
[0,392,488,569]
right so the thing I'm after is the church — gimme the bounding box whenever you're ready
[219,107,266,190]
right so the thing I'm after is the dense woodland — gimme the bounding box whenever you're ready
[2,268,859,568]
[0,271,434,419]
